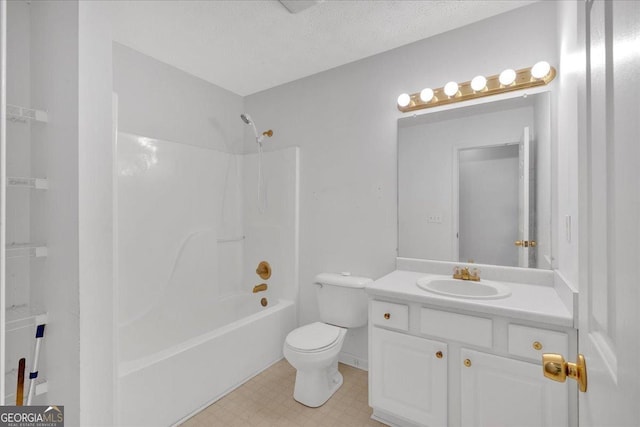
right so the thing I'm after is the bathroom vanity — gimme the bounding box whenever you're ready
[367,260,577,427]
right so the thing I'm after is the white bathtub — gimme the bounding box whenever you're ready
[117,295,296,427]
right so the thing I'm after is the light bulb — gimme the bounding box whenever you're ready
[499,69,517,86]
[444,81,459,97]
[398,93,411,107]
[420,88,434,103]
[470,75,487,92]
[531,61,551,79]
[397,93,411,107]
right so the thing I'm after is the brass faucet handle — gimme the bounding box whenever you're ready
[452,266,463,279]
[256,261,272,280]
[470,267,481,281]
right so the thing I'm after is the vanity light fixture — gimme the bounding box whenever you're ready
[397,93,411,108]
[420,88,435,103]
[396,62,556,112]
[470,75,487,92]
[499,68,517,86]
[531,61,551,79]
[443,81,459,97]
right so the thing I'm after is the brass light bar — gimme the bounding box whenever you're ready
[397,64,556,113]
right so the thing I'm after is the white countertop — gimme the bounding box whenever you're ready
[367,270,574,328]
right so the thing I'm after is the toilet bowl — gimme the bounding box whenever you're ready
[283,273,371,407]
[284,322,347,407]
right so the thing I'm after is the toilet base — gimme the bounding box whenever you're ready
[293,362,343,407]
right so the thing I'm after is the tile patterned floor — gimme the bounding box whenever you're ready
[181,359,387,427]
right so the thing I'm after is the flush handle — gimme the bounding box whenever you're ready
[542,353,588,392]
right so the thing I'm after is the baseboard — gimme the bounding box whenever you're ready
[338,351,368,371]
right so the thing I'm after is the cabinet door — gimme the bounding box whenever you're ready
[371,327,447,427]
[460,349,568,427]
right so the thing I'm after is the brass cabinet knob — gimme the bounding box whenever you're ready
[384,313,391,320]
[532,341,543,351]
[435,351,443,359]
[464,359,472,367]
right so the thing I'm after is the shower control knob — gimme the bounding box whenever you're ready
[256,261,272,280]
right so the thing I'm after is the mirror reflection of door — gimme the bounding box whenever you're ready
[517,126,536,267]
[457,142,521,267]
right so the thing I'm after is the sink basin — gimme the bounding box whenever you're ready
[416,276,511,299]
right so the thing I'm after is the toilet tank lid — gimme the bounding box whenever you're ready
[314,273,373,288]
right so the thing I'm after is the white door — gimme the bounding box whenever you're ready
[578,1,640,425]
[518,126,534,267]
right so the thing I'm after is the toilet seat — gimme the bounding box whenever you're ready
[285,322,343,353]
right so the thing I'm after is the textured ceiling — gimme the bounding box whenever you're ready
[111,0,537,96]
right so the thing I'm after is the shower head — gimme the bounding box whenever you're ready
[241,113,274,145]
[240,113,252,125]
[240,113,262,143]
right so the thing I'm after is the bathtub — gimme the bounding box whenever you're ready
[117,294,296,427]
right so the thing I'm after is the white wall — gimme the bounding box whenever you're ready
[78,1,114,424]
[112,41,247,422]
[113,43,244,153]
[5,1,35,406]
[243,147,299,304]
[555,1,582,289]
[112,42,247,293]
[534,93,553,269]
[30,1,80,423]
[245,1,559,365]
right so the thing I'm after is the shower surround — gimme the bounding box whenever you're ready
[115,132,298,426]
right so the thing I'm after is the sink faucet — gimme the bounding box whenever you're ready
[453,266,480,281]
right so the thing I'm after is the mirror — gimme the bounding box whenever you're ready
[398,92,552,269]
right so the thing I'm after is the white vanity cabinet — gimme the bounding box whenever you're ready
[370,326,448,427]
[369,298,577,427]
[460,349,568,427]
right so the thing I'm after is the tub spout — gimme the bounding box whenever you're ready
[253,283,268,293]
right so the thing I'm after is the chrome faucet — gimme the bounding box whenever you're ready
[453,266,480,281]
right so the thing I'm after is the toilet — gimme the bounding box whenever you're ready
[283,272,371,407]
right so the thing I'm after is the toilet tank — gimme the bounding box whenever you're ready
[314,273,372,328]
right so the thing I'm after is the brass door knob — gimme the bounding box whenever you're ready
[542,353,588,392]
[515,240,524,247]
[464,359,472,367]
[435,351,443,359]
[384,313,391,320]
